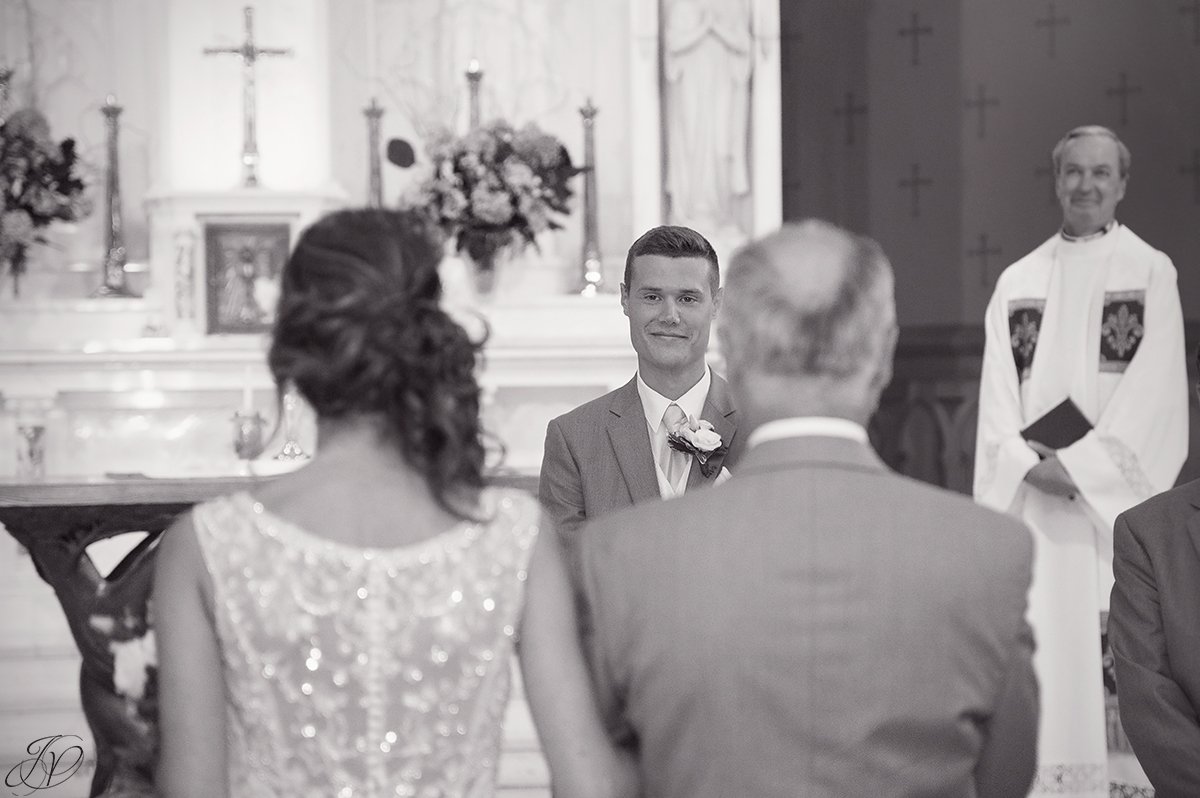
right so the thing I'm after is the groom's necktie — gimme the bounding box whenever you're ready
[660,403,688,489]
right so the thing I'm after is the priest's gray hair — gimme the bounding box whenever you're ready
[1052,125,1131,178]
[720,220,896,381]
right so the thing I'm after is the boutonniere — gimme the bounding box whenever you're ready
[667,415,728,478]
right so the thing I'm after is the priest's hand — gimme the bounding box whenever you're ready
[1024,453,1077,498]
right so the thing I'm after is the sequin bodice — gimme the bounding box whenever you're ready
[192,488,540,798]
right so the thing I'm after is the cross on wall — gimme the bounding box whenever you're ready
[898,12,933,67]
[1181,149,1200,203]
[964,84,999,139]
[898,162,932,218]
[1034,2,1070,59]
[834,92,867,146]
[1105,71,1141,127]
[967,233,1002,286]
[1182,0,1200,45]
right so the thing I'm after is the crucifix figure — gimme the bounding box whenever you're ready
[964,84,999,140]
[204,6,293,187]
[834,92,867,146]
[1034,2,1070,59]
[1105,71,1141,127]
[898,162,932,218]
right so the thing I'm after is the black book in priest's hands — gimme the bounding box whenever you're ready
[1020,398,1093,451]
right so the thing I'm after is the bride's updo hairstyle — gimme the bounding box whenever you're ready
[268,208,486,518]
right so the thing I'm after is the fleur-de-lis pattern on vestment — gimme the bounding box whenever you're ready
[1007,299,1045,383]
[1100,291,1146,373]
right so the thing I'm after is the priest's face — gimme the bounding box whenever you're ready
[1055,134,1127,236]
[621,255,720,384]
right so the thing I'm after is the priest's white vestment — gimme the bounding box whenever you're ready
[974,222,1188,797]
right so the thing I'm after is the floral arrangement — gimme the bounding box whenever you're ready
[414,120,580,271]
[0,107,93,292]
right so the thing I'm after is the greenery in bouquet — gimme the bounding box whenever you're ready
[415,120,581,270]
[0,107,93,287]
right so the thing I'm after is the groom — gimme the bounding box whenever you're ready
[539,225,742,571]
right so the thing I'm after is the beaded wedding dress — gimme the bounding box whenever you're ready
[191,488,540,798]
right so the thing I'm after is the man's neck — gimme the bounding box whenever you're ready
[1061,219,1115,241]
[637,362,707,401]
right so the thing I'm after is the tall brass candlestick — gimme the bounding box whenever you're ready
[578,98,603,296]
[94,95,138,297]
[466,59,482,131]
[364,97,384,208]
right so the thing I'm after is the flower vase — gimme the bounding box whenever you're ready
[468,247,503,298]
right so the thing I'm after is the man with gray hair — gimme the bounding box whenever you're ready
[580,220,1039,797]
[975,125,1187,797]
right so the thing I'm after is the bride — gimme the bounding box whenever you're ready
[154,208,635,797]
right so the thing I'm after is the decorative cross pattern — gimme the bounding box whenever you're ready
[1035,2,1070,58]
[834,92,868,145]
[1034,164,1058,206]
[1181,149,1200,203]
[965,84,999,139]
[781,20,804,73]
[1182,0,1200,45]
[968,232,1002,286]
[899,162,932,218]
[898,12,933,66]
[1105,71,1141,127]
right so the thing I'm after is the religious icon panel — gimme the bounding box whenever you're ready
[204,222,290,335]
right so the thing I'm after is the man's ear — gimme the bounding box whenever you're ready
[711,286,723,316]
[620,283,630,317]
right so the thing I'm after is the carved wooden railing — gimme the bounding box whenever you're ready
[870,324,1200,495]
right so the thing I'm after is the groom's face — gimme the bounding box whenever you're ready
[621,254,720,378]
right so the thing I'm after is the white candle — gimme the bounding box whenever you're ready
[242,367,254,411]
[365,0,378,86]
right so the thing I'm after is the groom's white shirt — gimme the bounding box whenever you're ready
[748,416,868,448]
[636,366,711,498]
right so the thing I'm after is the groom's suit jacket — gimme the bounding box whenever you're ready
[1110,478,1200,797]
[579,434,1038,798]
[539,373,742,580]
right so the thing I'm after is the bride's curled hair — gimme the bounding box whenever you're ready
[268,208,487,518]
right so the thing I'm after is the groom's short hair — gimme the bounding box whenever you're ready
[624,225,720,295]
[721,220,896,381]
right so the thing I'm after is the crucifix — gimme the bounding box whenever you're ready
[1105,71,1141,127]
[898,162,932,218]
[898,12,933,67]
[203,6,293,187]
[967,232,1002,286]
[834,92,867,146]
[1182,0,1200,45]
[1181,149,1200,204]
[1034,2,1070,59]
[964,84,999,140]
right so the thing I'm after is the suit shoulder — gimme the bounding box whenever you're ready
[1118,478,1200,533]
[547,385,625,431]
[894,475,1034,562]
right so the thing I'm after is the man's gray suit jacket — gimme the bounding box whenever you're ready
[579,434,1039,798]
[1110,478,1200,797]
[539,373,742,577]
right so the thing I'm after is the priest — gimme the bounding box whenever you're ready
[974,125,1188,797]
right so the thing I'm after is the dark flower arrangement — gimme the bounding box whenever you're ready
[415,120,581,272]
[0,108,93,294]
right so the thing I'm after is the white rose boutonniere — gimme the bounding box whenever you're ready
[666,415,728,478]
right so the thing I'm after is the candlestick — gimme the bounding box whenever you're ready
[466,59,483,131]
[578,98,603,296]
[94,95,139,297]
[364,97,385,208]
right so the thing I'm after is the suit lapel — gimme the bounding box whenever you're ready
[606,378,661,505]
[685,372,738,490]
[1187,495,1200,564]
